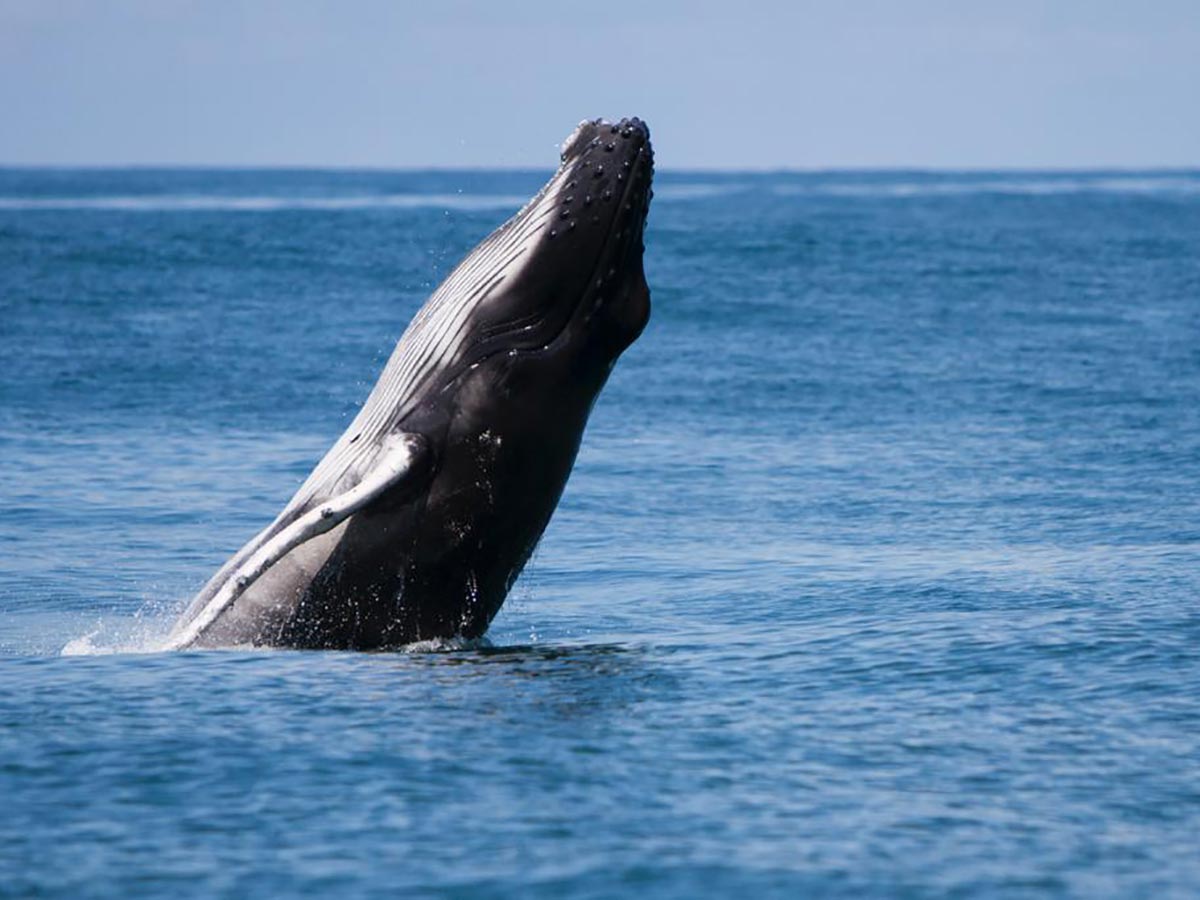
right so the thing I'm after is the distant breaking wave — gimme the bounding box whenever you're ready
[775,175,1200,197]
[0,187,743,210]
[0,193,531,211]
[2,175,1197,211]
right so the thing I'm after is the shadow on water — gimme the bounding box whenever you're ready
[392,639,636,667]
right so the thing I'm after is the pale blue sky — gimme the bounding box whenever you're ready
[1,0,1197,169]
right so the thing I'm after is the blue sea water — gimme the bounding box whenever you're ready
[1,167,1199,898]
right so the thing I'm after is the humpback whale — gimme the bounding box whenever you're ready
[165,117,654,650]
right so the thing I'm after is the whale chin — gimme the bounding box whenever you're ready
[166,117,654,651]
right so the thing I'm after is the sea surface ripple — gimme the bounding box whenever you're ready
[2,168,1199,898]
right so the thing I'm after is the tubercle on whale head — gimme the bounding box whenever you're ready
[541,117,654,359]
[551,116,654,241]
[453,117,654,374]
[567,118,653,360]
[559,117,653,162]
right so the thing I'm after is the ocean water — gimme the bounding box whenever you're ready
[1,167,1199,898]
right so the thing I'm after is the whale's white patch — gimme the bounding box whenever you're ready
[164,433,425,650]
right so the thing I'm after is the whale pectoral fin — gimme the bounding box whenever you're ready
[337,431,434,509]
[349,431,436,513]
[163,432,431,650]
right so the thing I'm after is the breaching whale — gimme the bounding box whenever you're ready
[165,117,654,650]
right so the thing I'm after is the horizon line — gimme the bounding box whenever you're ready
[1,162,1198,176]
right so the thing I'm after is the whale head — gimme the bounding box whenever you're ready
[416,116,655,395]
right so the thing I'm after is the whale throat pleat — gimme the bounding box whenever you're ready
[282,168,567,518]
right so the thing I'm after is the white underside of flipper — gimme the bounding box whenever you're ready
[163,433,425,651]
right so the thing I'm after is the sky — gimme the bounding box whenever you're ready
[1,0,1197,169]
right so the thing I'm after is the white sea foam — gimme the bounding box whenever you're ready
[60,629,111,656]
[0,186,744,210]
[59,601,181,656]
[652,183,747,201]
[60,623,170,656]
[774,176,1200,198]
[397,635,493,653]
[0,193,530,212]
[58,616,495,655]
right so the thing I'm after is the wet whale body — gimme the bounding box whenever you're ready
[165,118,654,651]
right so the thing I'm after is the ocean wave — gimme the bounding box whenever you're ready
[0,193,531,212]
[0,186,749,210]
[652,183,748,201]
[775,176,1200,197]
